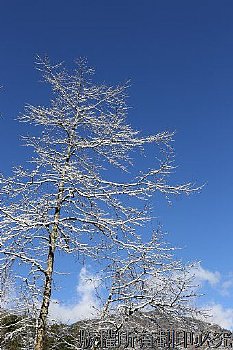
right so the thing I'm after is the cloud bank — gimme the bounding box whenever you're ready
[202,303,233,330]
[193,263,220,286]
[48,263,233,331]
[49,267,100,324]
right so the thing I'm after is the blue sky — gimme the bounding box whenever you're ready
[1,1,233,328]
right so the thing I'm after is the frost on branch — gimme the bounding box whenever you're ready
[0,57,201,349]
[98,229,200,331]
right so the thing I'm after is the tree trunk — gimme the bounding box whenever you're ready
[34,182,64,350]
[34,242,55,350]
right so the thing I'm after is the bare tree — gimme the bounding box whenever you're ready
[100,232,199,321]
[0,57,199,349]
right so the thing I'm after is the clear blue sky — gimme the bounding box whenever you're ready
[1,1,233,326]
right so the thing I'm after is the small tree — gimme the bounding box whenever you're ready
[101,232,198,320]
[0,57,199,349]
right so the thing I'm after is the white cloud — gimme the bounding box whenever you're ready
[49,267,100,324]
[192,264,233,297]
[220,279,233,296]
[190,266,233,330]
[48,263,233,332]
[192,263,221,286]
[202,303,233,331]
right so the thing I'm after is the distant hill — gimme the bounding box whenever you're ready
[0,310,232,349]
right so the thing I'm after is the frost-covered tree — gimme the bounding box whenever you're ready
[101,232,198,321]
[0,57,199,350]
